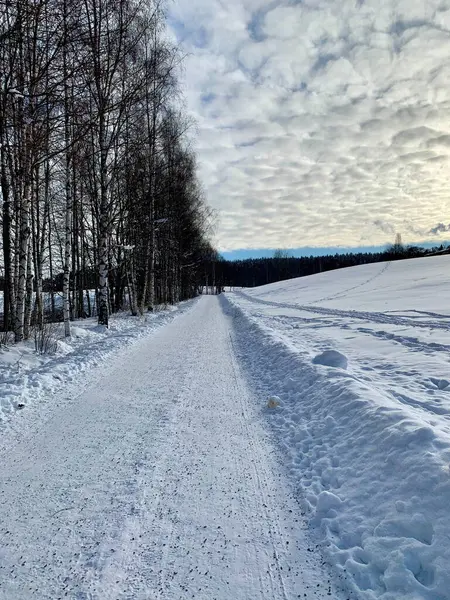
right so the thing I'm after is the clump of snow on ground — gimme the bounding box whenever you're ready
[313,349,348,369]
[267,395,282,408]
[0,301,197,433]
[224,255,450,600]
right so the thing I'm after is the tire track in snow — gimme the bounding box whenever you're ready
[235,290,450,333]
[228,331,288,600]
[232,293,450,436]
[311,261,392,304]
[108,297,343,600]
[265,310,450,359]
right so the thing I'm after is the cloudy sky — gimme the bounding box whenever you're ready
[168,0,450,254]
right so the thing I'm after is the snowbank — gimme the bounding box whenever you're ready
[0,300,197,438]
[224,257,450,600]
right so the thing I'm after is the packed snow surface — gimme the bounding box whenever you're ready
[0,298,342,599]
[226,255,450,600]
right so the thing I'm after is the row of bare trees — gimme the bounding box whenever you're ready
[0,0,214,341]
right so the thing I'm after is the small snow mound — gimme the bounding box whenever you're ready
[69,326,91,339]
[405,426,435,447]
[324,415,336,431]
[315,491,343,516]
[312,349,348,370]
[56,340,73,356]
[267,395,281,408]
[374,513,434,546]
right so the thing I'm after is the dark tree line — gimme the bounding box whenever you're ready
[207,244,443,289]
[0,0,214,341]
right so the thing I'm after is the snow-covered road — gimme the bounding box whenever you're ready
[0,297,339,599]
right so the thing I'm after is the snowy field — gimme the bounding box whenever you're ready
[225,254,450,600]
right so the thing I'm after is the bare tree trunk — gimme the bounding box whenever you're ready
[96,89,111,325]
[35,160,51,329]
[47,204,55,321]
[128,255,138,316]
[1,161,13,332]
[148,224,155,311]
[98,216,109,326]
[15,179,31,342]
[23,241,33,340]
[63,175,72,337]
[63,7,72,338]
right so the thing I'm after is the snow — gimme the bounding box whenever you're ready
[225,254,450,600]
[0,301,196,433]
[0,297,342,599]
[313,349,348,369]
[7,88,24,98]
[2,254,450,599]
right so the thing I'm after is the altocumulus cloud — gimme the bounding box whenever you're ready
[169,0,450,252]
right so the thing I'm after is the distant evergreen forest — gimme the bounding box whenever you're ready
[206,243,449,290]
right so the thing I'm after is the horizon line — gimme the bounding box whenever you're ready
[219,240,450,261]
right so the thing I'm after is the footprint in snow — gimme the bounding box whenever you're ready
[429,377,450,390]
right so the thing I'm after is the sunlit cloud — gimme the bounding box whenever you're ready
[169,0,450,251]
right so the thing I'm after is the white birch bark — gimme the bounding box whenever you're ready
[15,184,30,342]
[63,183,72,337]
[97,225,109,326]
[23,241,33,340]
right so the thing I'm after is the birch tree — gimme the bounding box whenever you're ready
[0,0,216,340]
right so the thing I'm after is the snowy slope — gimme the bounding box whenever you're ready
[225,255,450,600]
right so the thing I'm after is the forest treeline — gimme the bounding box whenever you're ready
[208,244,446,289]
[0,0,214,341]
